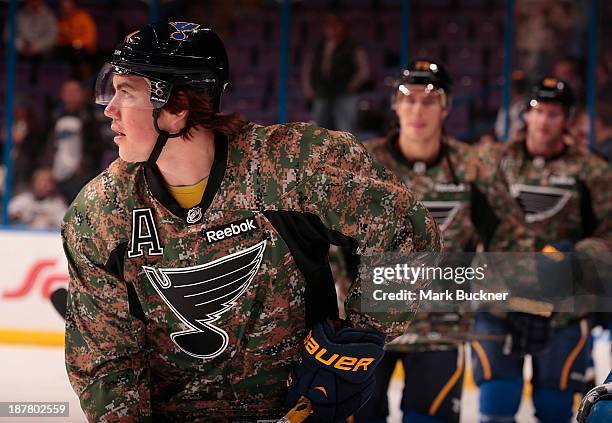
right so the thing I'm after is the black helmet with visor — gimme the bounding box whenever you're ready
[395,60,453,107]
[95,22,230,164]
[527,77,575,115]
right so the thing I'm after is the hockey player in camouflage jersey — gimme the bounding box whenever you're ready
[62,23,441,422]
[473,78,611,423]
[353,61,532,423]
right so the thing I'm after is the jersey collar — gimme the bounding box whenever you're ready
[386,131,446,173]
[144,131,228,224]
[520,138,568,164]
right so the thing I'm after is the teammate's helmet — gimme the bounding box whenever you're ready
[528,77,575,113]
[398,60,453,94]
[395,60,452,107]
[95,22,229,111]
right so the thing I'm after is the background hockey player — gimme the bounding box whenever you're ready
[473,78,612,423]
[353,60,533,423]
[62,22,441,422]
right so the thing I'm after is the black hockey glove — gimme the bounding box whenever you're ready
[504,312,552,356]
[285,320,385,423]
[50,287,68,319]
[503,240,574,356]
[537,240,575,299]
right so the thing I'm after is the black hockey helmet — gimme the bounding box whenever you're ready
[395,60,453,107]
[95,22,230,165]
[96,21,229,112]
[398,60,452,93]
[527,77,575,113]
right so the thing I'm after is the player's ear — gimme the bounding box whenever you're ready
[158,107,189,134]
[441,107,449,120]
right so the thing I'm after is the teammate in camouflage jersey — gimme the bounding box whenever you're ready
[62,22,441,422]
[473,78,611,423]
[353,60,532,423]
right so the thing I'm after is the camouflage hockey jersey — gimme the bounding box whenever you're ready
[367,134,531,252]
[63,122,441,422]
[481,138,611,325]
[365,134,533,349]
[485,138,611,252]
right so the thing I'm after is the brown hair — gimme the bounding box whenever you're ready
[163,88,247,138]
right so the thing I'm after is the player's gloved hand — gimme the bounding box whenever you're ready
[504,312,552,356]
[50,287,68,319]
[576,371,612,423]
[285,320,385,423]
[536,239,576,303]
[542,239,574,254]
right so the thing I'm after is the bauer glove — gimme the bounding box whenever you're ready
[285,320,385,422]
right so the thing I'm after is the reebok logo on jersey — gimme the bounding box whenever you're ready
[143,241,266,359]
[549,175,576,186]
[434,183,467,193]
[205,218,258,244]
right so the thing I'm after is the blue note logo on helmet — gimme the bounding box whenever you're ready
[169,22,201,41]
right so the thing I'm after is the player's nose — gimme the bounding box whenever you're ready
[104,97,120,119]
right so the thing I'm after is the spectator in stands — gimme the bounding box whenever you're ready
[45,79,105,203]
[515,3,557,80]
[6,0,57,84]
[495,70,529,141]
[9,101,46,194]
[55,0,97,80]
[8,168,67,228]
[302,13,370,133]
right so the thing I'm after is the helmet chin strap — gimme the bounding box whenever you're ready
[146,108,182,167]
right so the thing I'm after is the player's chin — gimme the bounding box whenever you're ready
[405,128,422,139]
[411,128,435,142]
[117,147,147,163]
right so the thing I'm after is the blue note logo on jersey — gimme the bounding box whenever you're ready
[169,22,200,41]
[143,241,266,359]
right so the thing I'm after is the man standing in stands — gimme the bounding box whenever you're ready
[302,13,370,134]
[8,168,67,228]
[55,0,98,80]
[10,0,57,83]
[46,79,105,203]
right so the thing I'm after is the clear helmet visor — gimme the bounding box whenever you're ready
[394,83,449,108]
[95,63,172,110]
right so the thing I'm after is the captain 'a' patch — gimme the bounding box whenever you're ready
[422,201,462,232]
[510,184,572,223]
[143,241,266,359]
[128,208,164,258]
